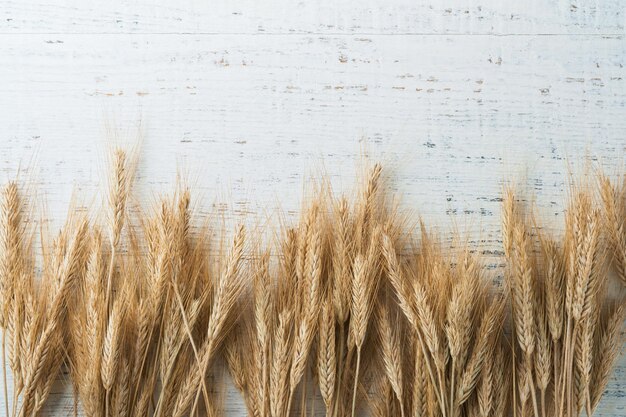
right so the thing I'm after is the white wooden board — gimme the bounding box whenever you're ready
[0,0,625,415]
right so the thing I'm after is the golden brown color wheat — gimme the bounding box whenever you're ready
[0,153,624,417]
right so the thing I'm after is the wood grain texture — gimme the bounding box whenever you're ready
[2,0,625,34]
[0,0,625,415]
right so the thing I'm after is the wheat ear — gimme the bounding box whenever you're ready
[318,295,337,415]
[270,310,293,417]
[0,182,24,417]
[590,303,625,412]
[600,175,626,285]
[286,211,322,417]
[378,302,404,417]
[349,254,367,417]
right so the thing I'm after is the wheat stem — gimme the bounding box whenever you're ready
[2,332,8,417]
[449,359,456,417]
[520,351,541,417]
[437,367,448,417]
[350,349,361,417]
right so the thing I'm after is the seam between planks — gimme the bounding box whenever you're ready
[0,32,624,36]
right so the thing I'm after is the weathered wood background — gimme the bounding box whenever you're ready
[0,0,625,415]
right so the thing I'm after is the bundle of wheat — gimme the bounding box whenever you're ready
[0,150,623,417]
[502,182,626,417]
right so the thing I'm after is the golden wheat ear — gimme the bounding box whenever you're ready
[317,294,336,415]
[377,301,405,417]
[599,174,626,286]
[590,302,626,412]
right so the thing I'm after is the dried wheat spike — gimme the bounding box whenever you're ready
[377,302,405,417]
[318,295,336,413]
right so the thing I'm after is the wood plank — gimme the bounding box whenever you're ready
[2,0,625,34]
[1,34,624,227]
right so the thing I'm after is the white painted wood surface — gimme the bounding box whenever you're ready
[0,0,625,415]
